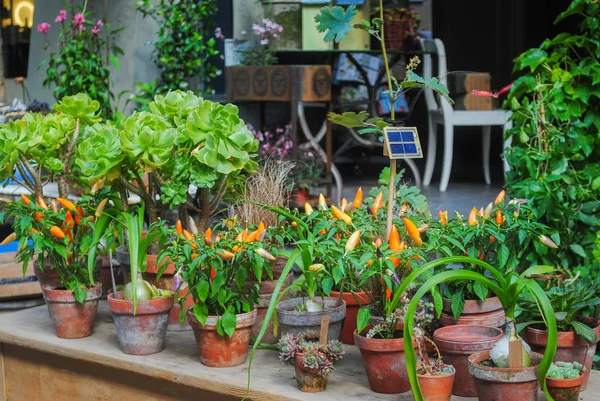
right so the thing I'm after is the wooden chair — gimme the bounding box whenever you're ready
[419,38,513,192]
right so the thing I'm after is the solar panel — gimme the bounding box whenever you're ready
[383,127,423,159]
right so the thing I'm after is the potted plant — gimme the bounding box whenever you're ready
[89,203,174,355]
[415,330,455,401]
[520,274,600,391]
[1,193,106,338]
[160,220,277,367]
[546,361,586,401]
[380,6,420,50]
[278,330,345,392]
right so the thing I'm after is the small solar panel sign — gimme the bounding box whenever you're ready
[383,127,423,159]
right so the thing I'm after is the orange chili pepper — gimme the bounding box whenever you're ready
[20,194,31,206]
[494,190,506,205]
[372,191,384,215]
[65,211,74,229]
[389,225,402,268]
[218,250,234,259]
[191,253,199,260]
[241,228,249,242]
[247,230,258,242]
[30,228,39,234]
[366,259,374,267]
[35,211,43,221]
[204,228,213,247]
[400,202,409,216]
[50,226,65,239]
[403,218,423,247]
[490,236,496,244]
[438,210,448,226]
[183,229,194,241]
[340,198,348,211]
[374,237,383,248]
[37,197,48,210]
[56,197,75,211]
[257,221,265,236]
[331,205,352,225]
[385,287,392,300]
[345,230,361,251]
[76,206,84,225]
[495,210,504,226]
[51,200,59,213]
[353,187,363,209]
[0,232,17,245]
[319,228,326,235]
[175,220,183,235]
[335,233,341,241]
[468,207,479,226]
[64,228,73,242]
[210,267,217,280]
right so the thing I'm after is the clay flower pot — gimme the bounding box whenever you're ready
[354,329,416,394]
[255,271,293,295]
[107,291,174,355]
[433,325,503,396]
[468,351,543,401]
[525,316,600,391]
[42,283,102,339]
[330,290,371,345]
[276,297,346,342]
[251,273,293,344]
[547,375,583,401]
[188,308,257,367]
[33,260,61,289]
[440,296,505,328]
[294,353,329,392]
[417,366,455,401]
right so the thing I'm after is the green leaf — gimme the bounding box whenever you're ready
[473,282,488,302]
[109,55,120,71]
[497,244,509,269]
[571,321,598,345]
[570,244,587,258]
[197,280,209,302]
[451,290,465,320]
[327,111,389,130]
[357,307,372,334]
[221,309,237,338]
[314,5,358,43]
[432,287,443,318]
[554,311,568,321]
[516,48,548,71]
[321,277,333,296]
[193,303,208,326]
[73,287,87,304]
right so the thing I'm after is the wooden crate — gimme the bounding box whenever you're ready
[226,65,331,102]
[447,72,493,110]
[0,252,40,300]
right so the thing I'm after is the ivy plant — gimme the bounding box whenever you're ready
[505,0,600,273]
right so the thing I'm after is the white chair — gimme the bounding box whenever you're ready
[419,38,513,192]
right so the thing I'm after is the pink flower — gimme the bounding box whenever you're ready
[55,10,67,23]
[73,12,85,27]
[260,39,269,45]
[96,19,104,27]
[37,23,51,34]
[92,26,100,35]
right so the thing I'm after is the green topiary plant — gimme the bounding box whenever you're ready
[504,0,600,274]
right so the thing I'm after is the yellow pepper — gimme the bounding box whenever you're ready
[353,187,363,209]
[345,230,361,251]
[331,205,352,226]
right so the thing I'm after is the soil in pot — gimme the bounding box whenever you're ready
[417,367,455,401]
[108,291,173,355]
[547,375,583,401]
[441,296,506,328]
[188,309,257,367]
[294,353,329,392]
[354,329,417,394]
[276,297,346,342]
[433,324,503,397]
[330,290,371,345]
[42,283,102,339]
[525,316,600,391]
[468,351,543,401]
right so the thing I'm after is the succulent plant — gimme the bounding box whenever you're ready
[547,361,585,380]
[278,331,345,377]
[149,90,202,126]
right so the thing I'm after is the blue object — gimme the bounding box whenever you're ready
[404,143,418,155]
[0,239,32,254]
[336,0,366,4]
[384,127,423,159]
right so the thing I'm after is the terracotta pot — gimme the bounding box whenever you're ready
[33,260,61,289]
[330,291,371,345]
[441,297,506,328]
[468,351,543,401]
[276,297,346,342]
[274,255,288,272]
[143,254,194,331]
[525,317,600,391]
[107,291,174,355]
[255,271,293,295]
[417,367,455,401]
[42,283,102,339]
[354,329,417,394]
[433,325,503,397]
[372,315,404,331]
[294,353,329,392]
[188,308,257,367]
[251,275,294,344]
[547,375,583,401]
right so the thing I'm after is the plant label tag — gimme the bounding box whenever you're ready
[320,315,330,344]
[509,339,523,368]
[383,127,423,159]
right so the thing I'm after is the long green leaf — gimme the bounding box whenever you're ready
[123,211,139,315]
[403,270,508,401]
[86,212,113,284]
[520,265,555,278]
[243,248,300,400]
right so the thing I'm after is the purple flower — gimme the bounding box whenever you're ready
[91,26,100,35]
[173,274,182,292]
[37,23,51,34]
[260,39,269,45]
[96,19,104,27]
[55,10,67,23]
[73,12,85,27]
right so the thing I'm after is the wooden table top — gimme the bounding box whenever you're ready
[0,303,597,401]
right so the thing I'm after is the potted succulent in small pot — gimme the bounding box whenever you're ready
[520,274,600,391]
[278,330,345,392]
[89,203,174,355]
[1,193,107,339]
[415,330,455,401]
[546,361,586,401]
[160,220,277,367]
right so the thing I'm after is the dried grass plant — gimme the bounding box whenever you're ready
[237,160,295,227]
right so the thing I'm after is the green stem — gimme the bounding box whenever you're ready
[379,0,395,122]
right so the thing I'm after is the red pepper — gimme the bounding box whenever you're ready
[65,211,74,230]
[210,267,217,280]
[385,287,392,300]
[76,206,84,225]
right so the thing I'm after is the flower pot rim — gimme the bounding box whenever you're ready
[525,317,600,345]
[442,296,503,314]
[546,375,584,388]
[107,291,174,315]
[187,308,257,331]
[353,329,417,350]
[468,351,543,383]
[417,368,456,379]
[434,324,504,345]
[42,283,102,303]
[276,297,346,317]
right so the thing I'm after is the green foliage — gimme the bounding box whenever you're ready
[315,5,358,43]
[120,112,177,170]
[40,3,123,119]
[505,0,600,272]
[136,0,219,96]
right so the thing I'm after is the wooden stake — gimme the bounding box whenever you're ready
[319,315,331,345]
[385,159,396,241]
[109,249,118,299]
[509,339,523,368]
